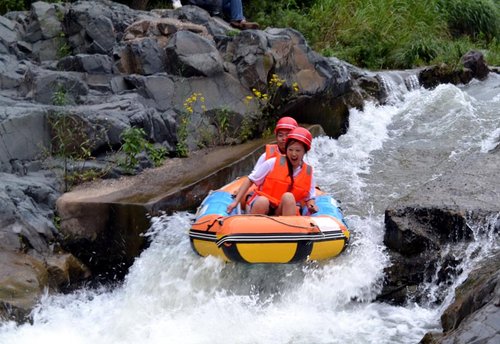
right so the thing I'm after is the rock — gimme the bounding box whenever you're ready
[381,150,500,304]
[420,251,500,344]
[21,68,89,105]
[120,37,167,75]
[418,51,490,89]
[0,55,26,90]
[175,5,231,37]
[0,251,48,322]
[27,1,64,41]
[0,15,20,51]
[229,30,273,89]
[123,17,210,43]
[0,172,61,254]
[57,53,115,74]
[440,251,500,331]
[63,0,121,55]
[419,63,473,89]
[23,1,66,61]
[0,104,51,165]
[46,253,91,289]
[165,30,224,77]
[461,50,489,81]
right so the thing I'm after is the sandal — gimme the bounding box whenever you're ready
[230,20,259,30]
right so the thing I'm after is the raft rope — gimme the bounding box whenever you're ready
[218,214,318,230]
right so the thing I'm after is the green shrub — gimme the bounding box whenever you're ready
[0,0,25,14]
[49,88,97,191]
[120,126,167,172]
[120,127,148,171]
[389,37,442,68]
[439,0,500,42]
[244,74,300,136]
[175,113,190,157]
[485,38,500,66]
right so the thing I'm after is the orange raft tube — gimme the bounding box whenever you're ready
[189,178,350,263]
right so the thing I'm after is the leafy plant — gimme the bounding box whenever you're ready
[145,142,167,167]
[176,93,206,157]
[213,108,231,144]
[238,116,253,142]
[120,127,147,171]
[176,113,190,157]
[119,126,167,172]
[57,31,71,58]
[49,87,97,191]
[227,30,240,37]
[484,37,500,66]
[244,74,300,137]
[0,0,25,14]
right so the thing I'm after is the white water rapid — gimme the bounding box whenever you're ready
[1,74,499,344]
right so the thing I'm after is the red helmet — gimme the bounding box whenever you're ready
[286,127,313,151]
[274,116,298,133]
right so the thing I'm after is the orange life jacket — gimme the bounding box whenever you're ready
[255,156,313,207]
[265,144,280,160]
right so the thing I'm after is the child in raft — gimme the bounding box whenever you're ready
[227,127,319,216]
[254,116,298,169]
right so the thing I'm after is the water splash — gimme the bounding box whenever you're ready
[1,75,498,344]
[421,213,500,310]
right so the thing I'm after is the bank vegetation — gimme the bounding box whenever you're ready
[3,0,497,69]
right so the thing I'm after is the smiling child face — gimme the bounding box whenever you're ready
[286,141,306,168]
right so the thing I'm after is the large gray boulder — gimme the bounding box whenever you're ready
[24,1,65,61]
[0,15,20,55]
[381,149,500,304]
[379,148,499,342]
[166,30,224,77]
[0,104,51,166]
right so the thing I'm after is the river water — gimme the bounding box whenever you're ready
[1,74,499,343]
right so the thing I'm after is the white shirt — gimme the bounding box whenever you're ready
[248,157,316,200]
[251,152,267,172]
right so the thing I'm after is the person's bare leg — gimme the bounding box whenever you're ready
[250,196,270,214]
[276,192,296,216]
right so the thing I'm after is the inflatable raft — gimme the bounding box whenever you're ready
[189,178,350,263]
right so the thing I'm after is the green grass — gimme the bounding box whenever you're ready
[3,0,498,69]
[246,0,500,69]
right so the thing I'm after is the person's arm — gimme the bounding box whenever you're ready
[226,158,275,214]
[227,177,253,214]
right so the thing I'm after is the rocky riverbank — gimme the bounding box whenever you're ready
[0,1,498,342]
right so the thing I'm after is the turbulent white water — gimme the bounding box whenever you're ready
[1,74,499,344]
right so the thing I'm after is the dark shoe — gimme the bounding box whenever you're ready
[230,20,259,30]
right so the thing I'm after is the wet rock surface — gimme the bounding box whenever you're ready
[381,149,500,342]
